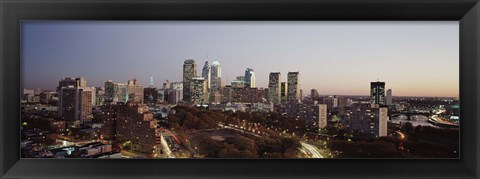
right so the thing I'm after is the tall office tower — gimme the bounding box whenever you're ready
[318,104,328,129]
[104,80,115,104]
[113,83,128,103]
[167,89,182,104]
[57,77,76,92]
[76,87,95,122]
[183,59,197,103]
[231,76,245,88]
[190,77,208,104]
[323,96,338,112]
[268,72,281,104]
[95,87,105,106]
[58,77,95,122]
[370,81,386,107]
[211,60,222,78]
[311,89,320,100]
[280,82,288,102]
[210,61,222,91]
[287,72,300,102]
[386,89,393,105]
[127,78,144,104]
[59,85,77,120]
[171,82,183,90]
[244,68,255,88]
[75,77,87,88]
[163,80,170,89]
[202,61,211,90]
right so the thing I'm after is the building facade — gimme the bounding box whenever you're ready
[244,68,255,88]
[183,59,197,103]
[287,72,300,102]
[268,72,281,104]
[386,89,392,105]
[370,81,386,107]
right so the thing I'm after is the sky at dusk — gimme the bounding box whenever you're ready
[21,21,459,97]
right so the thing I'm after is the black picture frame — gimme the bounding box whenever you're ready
[1,0,479,178]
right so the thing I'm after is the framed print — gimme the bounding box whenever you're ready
[1,0,479,178]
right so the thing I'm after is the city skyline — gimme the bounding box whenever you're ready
[22,21,459,97]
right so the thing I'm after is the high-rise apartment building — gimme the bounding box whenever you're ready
[268,72,281,104]
[115,103,163,156]
[287,72,300,102]
[183,59,197,103]
[244,68,255,88]
[370,81,386,106]
[342,103,387,137]
[386,89,392,105]
[58,77,95,122]
[318,104,328,129]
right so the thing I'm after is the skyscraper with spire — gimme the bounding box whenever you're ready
[202,61,211,90]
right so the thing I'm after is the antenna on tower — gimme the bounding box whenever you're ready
[150,76,154,88]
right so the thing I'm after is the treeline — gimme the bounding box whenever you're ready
[166,106,308,135]
[401,123,459,158]
[327,122,459,158]
[199,134,301,158]
[165,106,302,158]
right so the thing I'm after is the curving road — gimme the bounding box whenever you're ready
[301,142,324,158]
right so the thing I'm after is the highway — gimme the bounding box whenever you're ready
[301,142,324,158]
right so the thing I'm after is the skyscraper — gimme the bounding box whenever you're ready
[127,78,144,104]
[57,77,76,92]
[281,82,288,102]
[211,60,222,78]
[190,77,208,104]
[370,81,386,106]
[202,61,211,90]
[244,68,255,88]
[268,72,281,104]
[58,77,94,122]
[311,89,320,99]
[183,59,197,103]
[318,104,328,129]
[113,83,128,104]
[104,80,115,104]
[386,89,392,105]
[210,61,222,91]
[287,72,300,102]
[59,86,76,120]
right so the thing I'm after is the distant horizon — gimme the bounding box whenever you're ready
[22,21,459,98]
